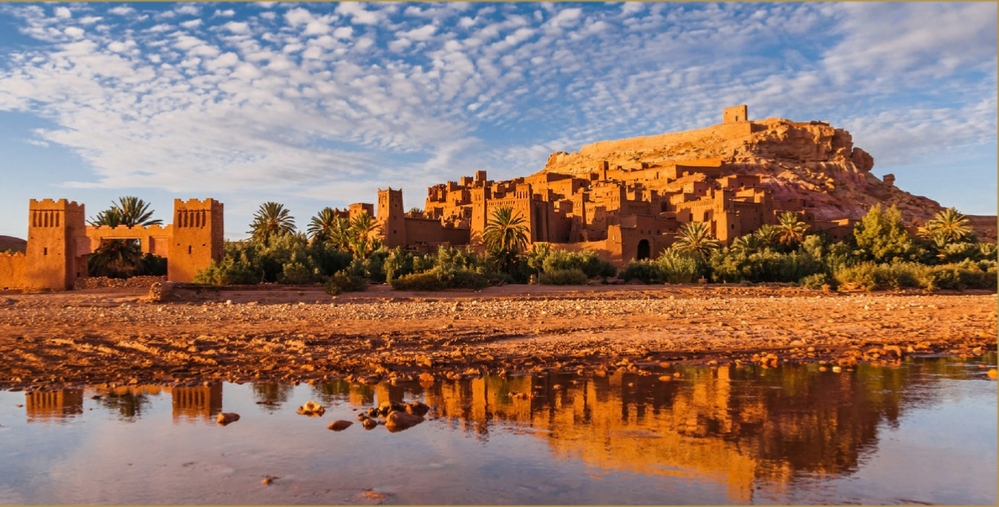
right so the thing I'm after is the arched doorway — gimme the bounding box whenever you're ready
[637,239,650,260]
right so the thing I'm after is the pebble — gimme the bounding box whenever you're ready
[216,412,240,425]
[327,420,353,431]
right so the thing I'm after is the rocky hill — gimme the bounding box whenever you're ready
[0,235,26,253]
[540,117,995,241]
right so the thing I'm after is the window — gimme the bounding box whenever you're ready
[188,245,192,255]
[43,247,47,256]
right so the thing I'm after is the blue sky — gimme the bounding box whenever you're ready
[0,2,995,240]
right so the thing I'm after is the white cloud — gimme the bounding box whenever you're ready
[333,26,353,40]
[54,7,71,19]
[404,24,437,42]
[224,21,251,34]
[284,7,312,27]
[180,19,201,29]
[64,26,84,38]
[335,2,383,26]
[108,6,133,16]
[79,16,101,25]
[214,9,235,18]
[174,4,200,17]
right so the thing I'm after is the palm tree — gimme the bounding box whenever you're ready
[348,212,381,259]
[249,202,296,243]
[671,221,721,258]
[730,234,762,255]
[776,211,809,248]
[482,207,529,271]
[89,196,162,227]
[307,207,344,243]
[918,207,972,245]
[753,224,781,248]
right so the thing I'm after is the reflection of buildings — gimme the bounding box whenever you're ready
[24,389,84,423]
[171,384,223,422]
[417,365,912,503]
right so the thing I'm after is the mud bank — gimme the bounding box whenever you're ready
[1,284,995,390]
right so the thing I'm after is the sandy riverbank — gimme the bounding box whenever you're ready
[1,284,995,390]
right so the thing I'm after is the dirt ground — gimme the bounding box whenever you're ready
[1,283,996,390]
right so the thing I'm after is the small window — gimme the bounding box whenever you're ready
[188,245,192,255]
[43,247,48,256]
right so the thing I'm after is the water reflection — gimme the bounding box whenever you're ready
[8,356,995,503]
[24,389,83,423]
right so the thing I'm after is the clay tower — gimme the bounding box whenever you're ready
[24,199,88,290]
[377,188,406,248]
[168,198,223,283]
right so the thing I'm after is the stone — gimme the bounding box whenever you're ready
[988,369,998,380]
[405,401,430,417]
[216,412,240,425]
[327,420,353,431]
[296,400,326,417]
[362,418,378,430]
[385,410,425,432]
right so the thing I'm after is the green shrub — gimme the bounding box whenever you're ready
[194,253,261,285]
[542,249,606,278]
[656,249,703,284]
[620,260,664,284]
[833,262,931,291]
[800,273,830,289]
[390,268,489,291]
[539,268,589,285]
[324,271,368,295]
[280,261,319,285]
[384,247,415,282]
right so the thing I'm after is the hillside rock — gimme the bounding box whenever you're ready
[540,117,993,240]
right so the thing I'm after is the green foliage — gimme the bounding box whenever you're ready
[89,196,163,227]
[308,208,350,247]
[800,273,832,290]
[541,249,614,279]
[831,260,996,292]
[709,248,821,283]
[390,268,489,291]
[193,248,260,285]
[384,247,415,282]
[853,204,917,263]
[482,206,529,273]
[918,207,974,244]
[655,249,704,284]
[539,268,589,285]
[324,271,368,295]
[249,202,296,243]
[348,212,381,259]
[776,211,809,249]
[620,259,665,284]
[88,240,167,278]
[672,221,721,259]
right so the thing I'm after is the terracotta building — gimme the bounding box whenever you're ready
[348,106,843,265]
[1,198,224,290]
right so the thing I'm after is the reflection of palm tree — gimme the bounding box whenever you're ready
[98,391,150,421]
[249,202,296,243]
[251,383,293,412]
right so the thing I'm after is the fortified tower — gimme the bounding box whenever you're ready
[24,199,88,290]
[723,105,749,123]
[377,188,406,248]
[168,198,223,283]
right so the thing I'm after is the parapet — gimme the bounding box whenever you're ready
[29,198,83,210]
[723,105,749,123]
[174,198,222,209]
[86,224,170,233]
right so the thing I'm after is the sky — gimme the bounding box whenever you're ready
[0,2,995,241]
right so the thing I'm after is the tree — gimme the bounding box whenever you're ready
[249,202,296,243]
[482,206,529,272]
[88,196,163,228]
[348,212,381,259]
[88,196,163,278]
[408,207,424,217]
[776,211,809,248]
[307,207,350,247]
[753,224,781,248]
[671,221,721,259]
[917,207,973,245]
[853,203,915,263]
[730,234,763,255]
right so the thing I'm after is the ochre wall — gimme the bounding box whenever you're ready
[168,198,224,283]
[0,252,27,289]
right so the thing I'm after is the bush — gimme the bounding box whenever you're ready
[390,268,489,291]
[542,249,608,278]
[800,273,832,290]
[925,262,998,291]
[620,260,664,284]
[833,262,931,291]
[324,271,368,295]
[656,249,703,284]
[194,252,261,285]
[710,248,821,283]
[280,261,319,285]
[539,268,589,285]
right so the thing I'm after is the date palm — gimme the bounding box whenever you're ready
[753,224,780,248]
[249,202,296,243]
[671,221,720,258]
[730,234,762,255]
[483,207,529,270]
[776,212,809,248]
[89,196,162,227]
[918,207,972,245]
[348,212,381,259]
[308,207,350,248]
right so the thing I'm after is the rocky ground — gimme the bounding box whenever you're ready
[0,284,995,391]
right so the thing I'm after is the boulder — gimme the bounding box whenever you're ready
[296,400,326,417]
[327,420,353,431]
[385,410,424,432]
[216,412,240,425]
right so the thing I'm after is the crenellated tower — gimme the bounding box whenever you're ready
[377,188,406,248]
[168,198,223,283]
[24,199,88,290]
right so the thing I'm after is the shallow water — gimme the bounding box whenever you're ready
[0,356,995,505]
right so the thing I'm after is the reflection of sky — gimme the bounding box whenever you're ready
[0,360,996,505]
